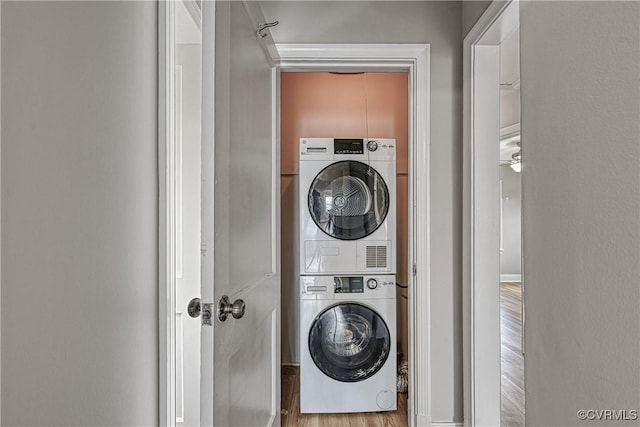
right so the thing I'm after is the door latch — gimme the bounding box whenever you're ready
[187,297,213,326]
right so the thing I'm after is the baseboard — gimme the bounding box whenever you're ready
[415,415,463,427]
[500,274,521,282]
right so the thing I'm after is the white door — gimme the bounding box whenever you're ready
[201,1,280,426]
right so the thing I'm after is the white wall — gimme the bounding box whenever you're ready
[500,166,521,276]
[2,2,158,425]
[261,1,463,422]
[521,1,640,425]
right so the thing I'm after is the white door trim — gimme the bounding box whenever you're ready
[277,43,431,427]
[159,0,176,424]
[0,1,3,422]
[462,1,519,426]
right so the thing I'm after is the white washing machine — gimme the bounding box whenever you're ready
[299,275,397,413]
[299,138,396,275]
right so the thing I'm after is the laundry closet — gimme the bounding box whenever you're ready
[280,71,410,418]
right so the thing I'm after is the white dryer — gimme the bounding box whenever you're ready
[299,138,396,275]
[299,275,397,413]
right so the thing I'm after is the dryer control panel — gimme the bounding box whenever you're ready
[299,138,395,161]
[300,275,396,300]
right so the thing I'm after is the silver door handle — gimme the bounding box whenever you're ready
[217,295,246,322]
[187,297,202,318]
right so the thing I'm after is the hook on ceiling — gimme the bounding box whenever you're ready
[256,21,279,39]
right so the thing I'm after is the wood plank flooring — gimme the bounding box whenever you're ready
[281,365,408,427]
[281,283,523,427]
[501,282,525,427]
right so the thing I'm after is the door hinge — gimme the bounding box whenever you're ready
[412,264,417,277]
[202,303,213,326]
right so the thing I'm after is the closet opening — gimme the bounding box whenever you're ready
[279,71,410,426]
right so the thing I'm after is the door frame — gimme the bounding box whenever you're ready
[158,0,204,425]
[462,1,520,426]
[277,43,431,427]
[159,0,176,424]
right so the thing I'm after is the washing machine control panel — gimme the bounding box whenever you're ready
[301,275,396,299]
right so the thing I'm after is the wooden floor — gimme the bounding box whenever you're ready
[281,365,408,427]
[281,283,523,427]
[500,282,525,427]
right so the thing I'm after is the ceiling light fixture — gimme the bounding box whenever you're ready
[510,144,522,173]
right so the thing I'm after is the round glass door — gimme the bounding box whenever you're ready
[308,161,389,240]
[308,303,391,383]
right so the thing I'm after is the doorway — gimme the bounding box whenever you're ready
[159,0,203,425]
[498,27,524,427]
[174,2,203,425]
[279,71,410,425]
[276,44,431,427]
[463,0,523,426]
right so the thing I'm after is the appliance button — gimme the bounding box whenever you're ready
[367,140,379,152]
[366,278,378,290]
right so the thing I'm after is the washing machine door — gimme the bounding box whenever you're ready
[308,303,391,383]
[308,161,389,240]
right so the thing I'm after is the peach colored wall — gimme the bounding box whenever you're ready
[280,72,410,362]
[281,72,408,174]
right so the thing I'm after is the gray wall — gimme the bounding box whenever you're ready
[261,1,463,422]
[2,2,158,425]
[500,166,521,276]
[521,1,640,425]
[462,0,492,37]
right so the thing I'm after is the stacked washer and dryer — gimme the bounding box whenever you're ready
[298,137,398,414]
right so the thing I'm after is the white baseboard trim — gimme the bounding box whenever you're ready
[500,274,521,282]
[431,423,463,427]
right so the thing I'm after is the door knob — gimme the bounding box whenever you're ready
[217,295,246,321]
[187,297,202,318]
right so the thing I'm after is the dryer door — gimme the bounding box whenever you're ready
[308,161,389,240]
[308,303,391,383]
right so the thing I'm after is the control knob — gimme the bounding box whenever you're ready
[366,140,379,152]
[366,278,378,290]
